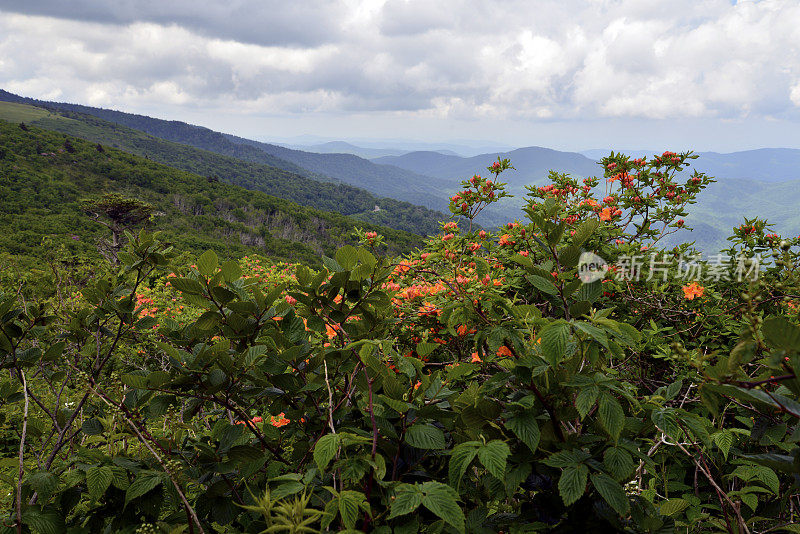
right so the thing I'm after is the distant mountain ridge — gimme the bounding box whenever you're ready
[0,97,448,236]
[0,89,456,213]
[375,147,599,195]
[0,121,422,268]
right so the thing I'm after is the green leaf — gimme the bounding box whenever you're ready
[21,506,65,534]
[590,473,630,516]
[195,311,221,331]
[322,255,344,273]
[449,442,479,490]
[271,481,304,500]
[659,497,689,516]
[339,490,366,530]
[125,472,163,504]
[603,447,635,481]
[169,277,205,295]
[576,280,602,303]
[477,440,510,480]
[197,250,219,276]
[506,412,540,453]
[86,466,113,500]
[575,385,599,419]
[314,433,339,471]
[420,481,465,533]
[416,342,439,357]
[26,471,59,499]
[405,424,446,450]
[572,219,599,247]
[762,316,800,351]
[81,418,104,436]
[539,322,570,367]
[335,245,359,271]
[526,274,558,296]
[558,464,588,506]
[598,392,625,441]
[221,260,242,282]
[388,485,423,519]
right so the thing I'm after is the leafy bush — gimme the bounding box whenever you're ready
[2,153,799,533]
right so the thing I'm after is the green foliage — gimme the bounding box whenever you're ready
[0,97,450,236]
[2,151,800,533]
[0,120,422,296]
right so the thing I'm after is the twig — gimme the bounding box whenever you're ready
[15,370,28,534]
[87,382,206,534]
[324,360,336,434]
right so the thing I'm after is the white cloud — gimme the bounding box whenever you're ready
[1,0,799,127]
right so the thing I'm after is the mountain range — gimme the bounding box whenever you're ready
[2,88,800,252]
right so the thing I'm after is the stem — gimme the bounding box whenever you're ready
[15,370,28,534]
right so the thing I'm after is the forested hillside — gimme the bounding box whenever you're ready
[0,100,445,236]
[0,121,422,272]
[0,90,456,212]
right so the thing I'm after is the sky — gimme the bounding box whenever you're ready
[1,0,799,152]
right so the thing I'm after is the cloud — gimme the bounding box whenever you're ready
[1,0,799,125]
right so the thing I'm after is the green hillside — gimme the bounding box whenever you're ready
[0,100,446,236]
[0,90,456,210]
[0,121,422,271]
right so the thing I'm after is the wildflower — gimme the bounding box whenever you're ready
[270,413,290,427]
[471,352,482,363]
[682,282,705,300]
[496,346,514,358]
[599,207,613,221]
[498,234,515,246]
[285,295,297,305]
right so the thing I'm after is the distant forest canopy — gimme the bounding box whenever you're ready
[0,96,448,237]
[0,120,423,281]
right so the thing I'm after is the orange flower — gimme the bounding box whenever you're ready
[498,234,515,246]
[599,207,613,221]
[325,323,341,339]
[471,352,482,363]
[682,282,705,300]
[270,413,290,427]
[496,346,514,358]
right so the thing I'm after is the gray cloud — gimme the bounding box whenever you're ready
[0,0,345,47]
[1,0,799,129]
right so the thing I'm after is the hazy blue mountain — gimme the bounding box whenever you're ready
[375,147,599,194]
[281,141,410,159]
[693,149,800,182]
[221,133,454,210]
[263,135,514,157]
[583,147,800,182]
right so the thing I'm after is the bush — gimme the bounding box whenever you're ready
[2,153,799,533]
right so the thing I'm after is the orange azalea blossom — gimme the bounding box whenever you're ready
[496,345,514,358]
[599,207,614,221]
[270,413,291,427]
[325,323,342,339]
[456,324,475,336]
[682,282,705,300]
[498,234,515,246]
[471,352,482,363]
